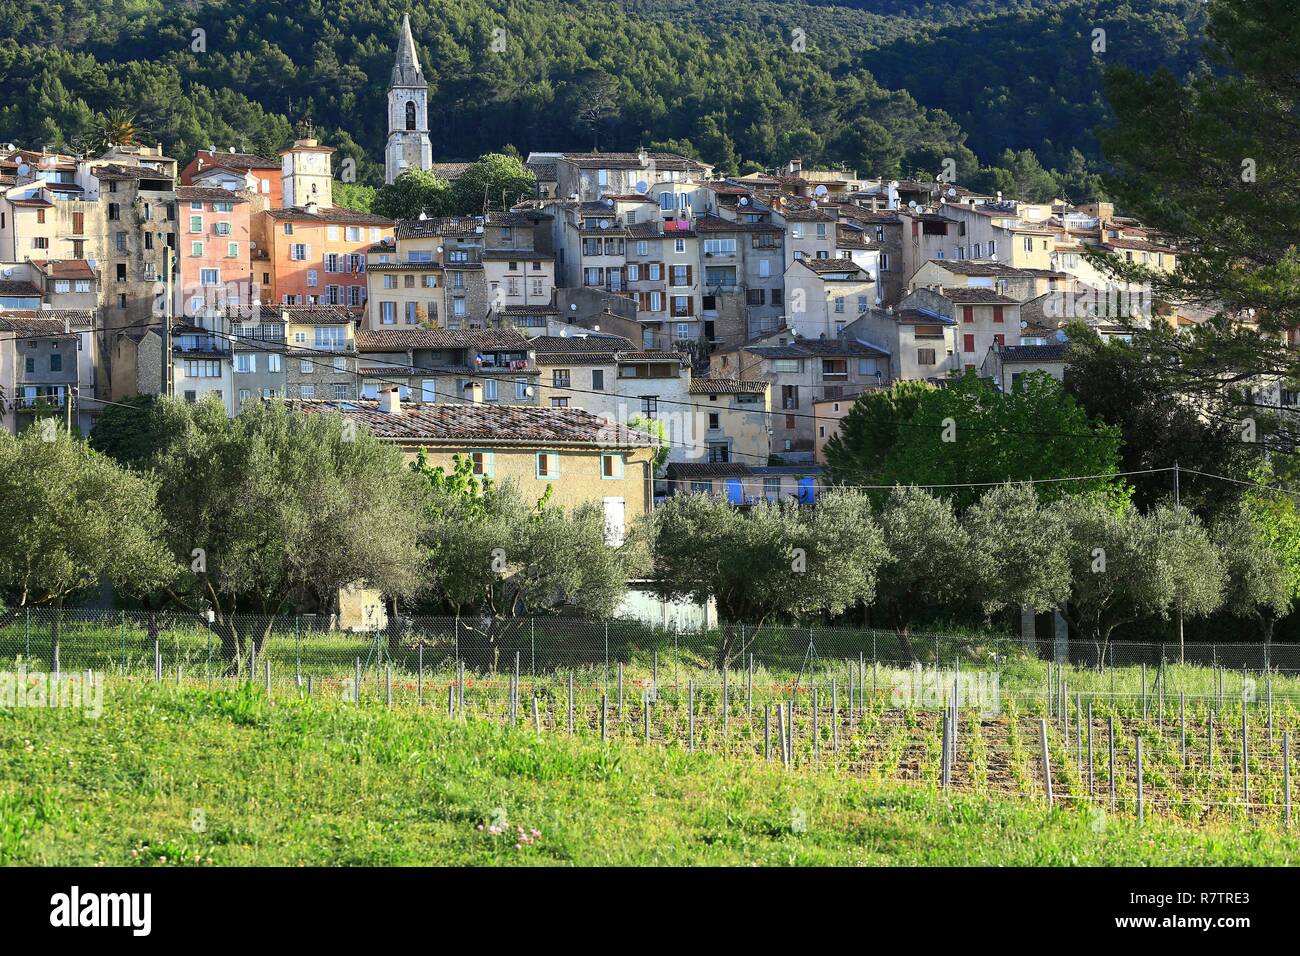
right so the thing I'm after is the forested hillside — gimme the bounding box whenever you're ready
[0,0,1205,196]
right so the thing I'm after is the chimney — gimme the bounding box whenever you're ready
[464,380,483,405]
[378,386,402,416]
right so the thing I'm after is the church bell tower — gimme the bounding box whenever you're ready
[385,14,433,184]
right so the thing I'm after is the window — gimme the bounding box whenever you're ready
[703,238,736,255]
[535,451,560,479]
[917,348,936,366]
[184,359,221,378]
[239,388,251,404]
[640,396,658,419]
[314,326,344,351]
[601,454,624,479]
[200,268,220,287]
[333,356,347,372]
[962,306,974,323]
[300,359,313,374]
[591,369,604,391]
[781,385,799,410]
[993,306,1004,323]
[773,358,799,373]
[228,242,239,258]
[268,354,282,373]
[963,334,975,353]
[708,412,720,430]
[707,443,729,463]
[235,354,256,373]
[290,243,308,260]
[552,368,570,388]
[834,297,845,314]
[49,353,62,372]
[215,222,231,236]
[675,322,690,340]
[674,239,685,254]
[298,384,316,399]
[550,397,568,408]
[191,241,204,257]
[189,215,202,233]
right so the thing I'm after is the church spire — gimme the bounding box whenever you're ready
[391,14,426,89]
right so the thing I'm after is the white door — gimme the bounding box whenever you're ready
[602,497,625,546]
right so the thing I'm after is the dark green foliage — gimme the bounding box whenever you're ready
[0,0,1204,191]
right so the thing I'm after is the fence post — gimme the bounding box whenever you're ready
[514,652,521,725]
[306,674,313,697]
[1075,692,1082,772]
[266,660,272,700]
[813,686,820,761]
[1209,710,1215,770]
[530,616,535,675]
[534,695,542,735]
[354,657,360,705]
[385,665,391,707]
[1109,715,1116,810]
[568,671,574,735]
[1267,670,1273,744]
[1242,708,1249,809]
[295,616,301,688]
[154,633,161,683]
[1136,735,1144,825]
[417,645,424,708]
[458,661,464,715]
[831,678,838,753]
[688,680,695,752]
[643,690,650,744]
[618,662,624,723]
[1141,663,1147,719]
[1285,732,1292,828]
[787,699,795,768]
[848,664,855,724]
[764,704,771,762]
[652,651,658,696]
[1087,700,1094,797]
[448,683,454,717]
[722,666,729,749]
[600,693,607,743]
[1180,692,1186,766]
[777,703,788,769]
[942,709,951,791]
[1039,718,1053,806]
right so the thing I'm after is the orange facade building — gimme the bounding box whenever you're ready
[175,185,252,320]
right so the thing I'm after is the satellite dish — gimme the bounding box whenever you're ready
[418,211,427,220]
[738,196,749,206]
[814,185,828,197]
[947,188,957,197]
[907,201,917,209]
[635,180,649,194]
[569,303,577,312]
[604,198,614,207]
[17,163,30,177]
[525,385,535,397]
[598,221,608,229]
[436,245,444,253]
[2,267,11,278]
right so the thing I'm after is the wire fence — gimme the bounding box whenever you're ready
[4,607,1298,828]
[3,606,1300,683]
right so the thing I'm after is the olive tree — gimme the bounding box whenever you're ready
[963,482,1072,619]
[0,427,176,666]
[649,490,886,667]
[1212,498,1296,645]
[150,398,429,670]
[1053,496,1223,661]
[871,485,975,660]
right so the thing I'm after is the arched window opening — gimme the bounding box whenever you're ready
[405,101,416,131]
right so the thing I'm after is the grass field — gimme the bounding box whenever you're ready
[3,680,1299,866]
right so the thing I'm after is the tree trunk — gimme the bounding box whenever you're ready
[50,602,61,673]
[385,596,403,657]
[214,618,243,677]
